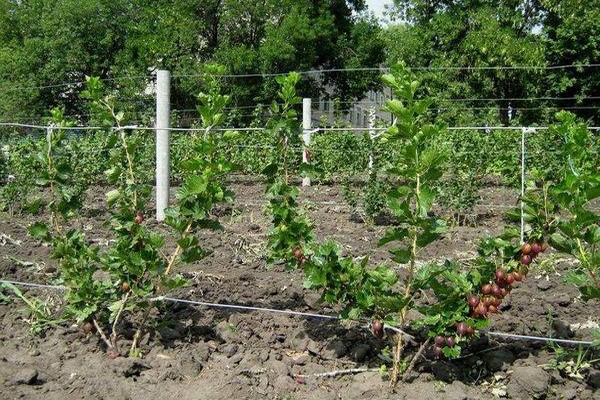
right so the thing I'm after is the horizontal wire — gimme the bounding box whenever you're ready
[331,96,600,104]
[486,331,594,346]
[0,75,150,92]
[2,122,600,135]
[173,63,600,79]
[0,279,66,291]
[3,98,599,122]
[150,296,341,320]
[3,63,597,92]
[1,279,595,346]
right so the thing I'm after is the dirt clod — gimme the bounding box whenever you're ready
[12,368,38,385]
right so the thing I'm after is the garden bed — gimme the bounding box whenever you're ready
[0,182,598,399]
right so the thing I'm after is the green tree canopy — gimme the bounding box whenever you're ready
[385,0,545,126]
[0,0,383,124]
[385,0,600,125]
[542,0,600,124]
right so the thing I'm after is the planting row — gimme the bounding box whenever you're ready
[0,65,598,388]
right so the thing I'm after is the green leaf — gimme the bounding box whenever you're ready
[549,232,576,254]
[346,307,363,320]
[442,345,461,358]
[379,228,409,246]
[262,163,278,178]
[390,247,412,264]
[564,269,591,287]
[182,175,208,196]
[416,187,435,217]
[163,275,189,290]
[180,246,208,263]
[584,225,600,245]
[28,222,50,240]
[177,235,198,249]
[585,186,600,202]
[106,189,121,206]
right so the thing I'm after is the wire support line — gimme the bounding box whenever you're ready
[0,122,265,132]
[172,63,600,79]
[328,95,600,105]
[0,279,65,291]
[1,279,596,346]
[0,75,150,92]
[2,122,600,133]
[150,296,341,321]
[2,63,599,91]
[486,331,594,346]
[0,279,340,321]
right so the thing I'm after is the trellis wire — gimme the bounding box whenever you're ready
[3,122,600,133]
[0,279,595,347]
[3,104,600,125]
[2,62,599,92]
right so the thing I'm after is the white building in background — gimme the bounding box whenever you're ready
[312,89,392,128]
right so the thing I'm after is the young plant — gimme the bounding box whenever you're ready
[0,281,63,335]
[196,63,230,138]
[26,76,234,358]
[376,64,448,382]
[303,240,402,321]
[28,108,105,325]
[542,343,600,381]
[263,72,313,268]
[85,75,234,355]
[546,112,599,300]
[518,112,598,300]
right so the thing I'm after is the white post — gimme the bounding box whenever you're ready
[520,128,534,243]
[302,98,312,187]
[155,70,170,222]
[368,107,376,171]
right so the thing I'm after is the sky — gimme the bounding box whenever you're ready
[364,0,393,20]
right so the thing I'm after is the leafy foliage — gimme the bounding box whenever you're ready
[546,113,599,299]
[378,64,448,306]
[23,75,235,356]
[263,72,314,268]
[0,0,383,122]
[265,181,313,268]
[304,240,403,320]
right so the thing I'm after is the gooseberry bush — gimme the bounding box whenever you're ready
[519,112,599,300]
[300,65,582,385]
[263,72,313,268]
[28,73,234,357]
[304,65,503,384]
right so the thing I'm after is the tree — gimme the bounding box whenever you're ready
[541,0,600,124]
[0,0,383,124]
[385,0,546,125]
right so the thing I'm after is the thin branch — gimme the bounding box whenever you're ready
[93,319,113,349]
[383,324,416,340]
[110,291,130,350]
[390,333,404,387]
[130,307,152,356]
[164,221,193,276]
[402,338,430,382]
[295,368,378,379]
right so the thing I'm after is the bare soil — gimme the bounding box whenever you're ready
[0,180,598,400]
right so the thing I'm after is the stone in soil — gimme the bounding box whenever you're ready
[321,339,347,360]
[588,369,600,389]
[112,358,151,378]
[12,368,38,385]
[484,349,515,372]
[351,343,371,362]
[431,361,462,382]
[506,365,551,399]
[551,319,574,339]
[536,279,553,291]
